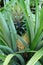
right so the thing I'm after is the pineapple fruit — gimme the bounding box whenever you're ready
[11,4,29,50]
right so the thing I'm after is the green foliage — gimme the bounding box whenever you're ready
[0,0,43,65]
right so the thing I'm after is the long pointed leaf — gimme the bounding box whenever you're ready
[26,48,43,65]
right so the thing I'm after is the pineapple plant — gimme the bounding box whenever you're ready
[0,0,29,50]
[0,0,43,65]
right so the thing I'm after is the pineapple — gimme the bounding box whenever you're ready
[11,4,29,50]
